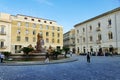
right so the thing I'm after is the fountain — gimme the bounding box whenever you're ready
[32,33,44,53]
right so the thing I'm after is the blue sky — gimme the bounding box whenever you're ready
[0,0,120,33]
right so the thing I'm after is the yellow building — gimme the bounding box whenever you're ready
[0,13,63,54]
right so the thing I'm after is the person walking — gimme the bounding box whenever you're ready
[87,52,90,63]
[70,51,73,57]
[0,52,1,63]
[45,52,49,63]
[0,53,5,63]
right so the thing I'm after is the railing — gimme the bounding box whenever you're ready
[0,31,6,35]
[96,27,101,31]
[96,40,101,44]
[0,46,7,49]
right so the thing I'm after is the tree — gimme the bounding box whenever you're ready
[63,46,70,58]
[2,52,11,59]
[52,49,62,59]
[21,47,34,56]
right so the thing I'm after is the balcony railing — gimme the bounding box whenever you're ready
[96,27,101,31]
[0,46,7,49]
[96,40,101,44]
[0,31,6,35]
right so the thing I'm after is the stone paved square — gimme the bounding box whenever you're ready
[0,56,120,80]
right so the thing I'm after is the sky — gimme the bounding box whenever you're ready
[0,0,120,33]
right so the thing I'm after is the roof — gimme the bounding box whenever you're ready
[13,14,56,22]
[74,7,120,27]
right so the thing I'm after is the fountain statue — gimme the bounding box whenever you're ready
[35,33,44,53]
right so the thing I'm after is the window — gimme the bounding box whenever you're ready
[40,24,42,29]
[31,19,34,21]
[17,22,21,27]
[57,27,60,31]
[24,17,27,20]
[90,25,92,31]
[25,37,29,42]
[83,37,85,42]
[50,22,52,24]
[46,32,49,36]
[77,30,79,33]
[17,29,21,34]
[77,39,79,43]
[44,21,47,23]
[52,26,54,30]
[25,30,29,34]
[46,38,49,43]
[33,30,36,35]
[39,31,43,36]
[52,39,54,43]
[57,39,60,43]
[46,25,49,29]
[57,33,60,37]
[0,26,5,34]
[98,22,101,27]
[90,36,93,42]
[17,36,21,41]
[38,20,41,22]
[98,34,102,40]
[33,23,36,28]
[26,22,29,27]
[0,41,4,48]
[108,32,113,39]
[108,19,112,25]
[83,28,85,32]
[52,32,54,37]
[33,37,36,42]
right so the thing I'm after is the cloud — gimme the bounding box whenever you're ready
[35,0,53,6]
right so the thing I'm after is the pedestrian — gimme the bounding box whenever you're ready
[0,52,1,63]
[87,52,90,63]
[70,51,72,57]
[44,52,49,63]
[0,53,5,63]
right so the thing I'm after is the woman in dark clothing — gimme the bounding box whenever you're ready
[87,52,90,63]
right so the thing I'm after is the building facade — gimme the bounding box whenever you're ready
[74,7,120,54]
[0,13,11,52]
[63,29,75,53]
[0,13,63,54]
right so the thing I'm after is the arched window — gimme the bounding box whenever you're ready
[90,36,93,42]
[83,28,85,32]
[98,22,101,27]
[108,32,113,39]
[90,25,92,31]
[108,19,112,25]
[83,37,85,42]
[98,34,102,40]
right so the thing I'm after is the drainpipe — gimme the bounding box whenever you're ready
[86,24,88,53]
[114,12,118,53]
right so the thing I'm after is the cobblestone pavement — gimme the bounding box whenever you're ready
[0,55,120,80]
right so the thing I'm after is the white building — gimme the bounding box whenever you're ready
[0,13,11,52]
[74,7,120,54]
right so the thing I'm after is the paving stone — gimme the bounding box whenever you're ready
[0,55,120,80]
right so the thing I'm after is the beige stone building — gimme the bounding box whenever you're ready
[63,29,75,53]
[0,12,63,54]
[0,13,11,52]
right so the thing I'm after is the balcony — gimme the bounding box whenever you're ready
[96,27,101,31]
[0,46,7,49]
[96,40,101,44]
[0,31,6,35]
